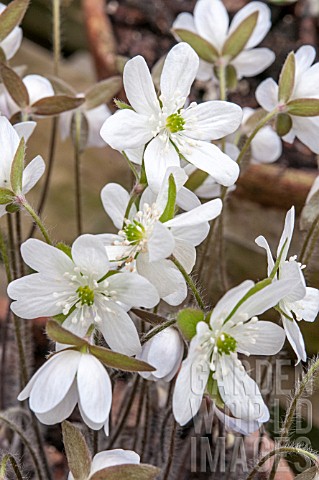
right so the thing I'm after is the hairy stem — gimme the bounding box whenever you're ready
[0,454,24,480]
[74,112,83,235]
[170,255,205,310]
[22,199,53,245]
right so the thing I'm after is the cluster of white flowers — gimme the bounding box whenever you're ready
[1,0,319,477]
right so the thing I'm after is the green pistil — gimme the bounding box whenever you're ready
[77,285,95,306]
[216,333,237,355]
[124,220,145,244]
[166,113,185,133]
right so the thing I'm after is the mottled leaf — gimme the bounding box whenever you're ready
[90,464,160,480]
[31,95,84,115]
[10,137,25,194]
[84,76,122,110]
[46,319,88,347]
[0,0,29,43]
[222,11,258,59]
[0,63,29,108]
[62,422,91,480]
[278,51,295,103]
[173,29,218,63]
[287,98,319,117]
[89,345,155,372]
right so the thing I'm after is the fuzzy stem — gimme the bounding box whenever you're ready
[0,454,24,480]
[246,446,318,480]
[141,319,176,345]
[162,417,177,480]
[22,199,53,245]
[218,64,227,102]
[0,415,44,480]
[74,111,83,236]
[141,382,150,462]
[122,151,139,182]
[52,0,61,76]
[299,213,319,265]
[236,110,278,167]
[170,255,205,310]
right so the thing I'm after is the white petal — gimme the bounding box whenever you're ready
[59,111,73,142]
[22,156,45,194]
[77,354,112,425]
[86,105,112,148]
[282,317,306,363]
[279,261,306,303]
[232,48,275,78]
[14,121,36,142]
[251,126,282,164]
[91,450,140,475]
[29,350,80,413]
[294,45,316,85]
[144,136,180,192]
[62,310,91,338]
[177,187,201,211]
[210,280,254,326]
[229,2,271,49]
[24,75,54,105]
[172,238,196,273]
[183,101,243,141]
[185,141,240,187]
[148,222,175,262]
[156,166,188,212]
[255,78,279,112]
[173,353,210,426]
[72,235,110,279]
[20,238,73,275]
[0,116,20,184]
[0,26,22,60]
[277,206,295,260]
[172,12,197,36]
[35,381,78,425]
[215,405,266,435]
[171,222,210,247]
[136,254,187,306]
[236,321,285,355]
[291,116,319,154]
[107,272,159,308]
[255,235,275,276]
[193,0,229,51]
[166,198,222,228]
[100,110,153,150]
[293,63,319,99]
[298,287,319,322]
[217,356,266,421]
[101,183,130,229]
[160,43,199,113]
[97,301,141,355]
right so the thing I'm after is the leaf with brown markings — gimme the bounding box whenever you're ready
[89,345,155,372]
[46,320,88,348]
[0,0,29,43]
[0,63,29,108]
[90,464,160,480]
[85,76,122,110]
[31,95,84,116]
[62,421,91,480]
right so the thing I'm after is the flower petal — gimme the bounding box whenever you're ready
[229,2,271,49]
[101,183,130,229]
[210,280,254,326]
[107,272,159,308]
[255,78,279,112]
[72,234,110,279]
[183,101,243,141]
[277,206,295,260]
[166,198,222,228]
[22,155,45,194]
[86,105,112,148]
[124,55,159,115]
[144,135,180,192]
[77,354,112,425]
[14,121,36,142]
[20,238,74,275]
[100,110,153,150]
[255,235,275,276]
[251,126,282,164]
[172,238,196,273]
[232,48,275,78]
[193,0,229,51]
[291,116,319,154]
[35,381,78,425]
[282,317,306,364]
[91,450,140,475]
[235,321,285,355]
[160,43,199,113]
[148,222,175,262]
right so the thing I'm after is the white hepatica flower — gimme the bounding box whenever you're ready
[0,116,44,216]
[256,206,319,363]
[172,0,274,81]
[100,42,242,191]
[60,101,111,148]
[8,235,159,355]
[0,3,23,60]
[4,74,54,117]
[137,327,184,382]
[173,279,293,427]
[68,449,140,480]
[18,349,112,433]
[256,45,319,153]
[100,169,222,305]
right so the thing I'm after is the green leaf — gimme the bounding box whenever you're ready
[31,95,85,115]
[10,137,25,194]
[286,98,319,117]
[177,308,205,340]
[159,174,177,223]
[222,11,259,60]
[185,169,208,192]
[131,308,166,326]
[84,76,122,110]
[46,320,88,348]
[0,63,29,108]
[300,188,319,231]
[275,113,292,137]
[61,421,92,480]
[0,187,14,205]
[6,203,19,213]
[225,64,238,91]
[90,464,161,480]
[89,345,155,372]
[278,51,295,103]
[0,0,29,43]
[206,374,224,409]
[56,242,72,258]
[114,98,133,110]
[172,29,218,63]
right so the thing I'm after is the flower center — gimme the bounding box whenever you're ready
[166,113,185,133]
[123,220,145,245]
[216,333,237,355]
[76,285,95,306]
